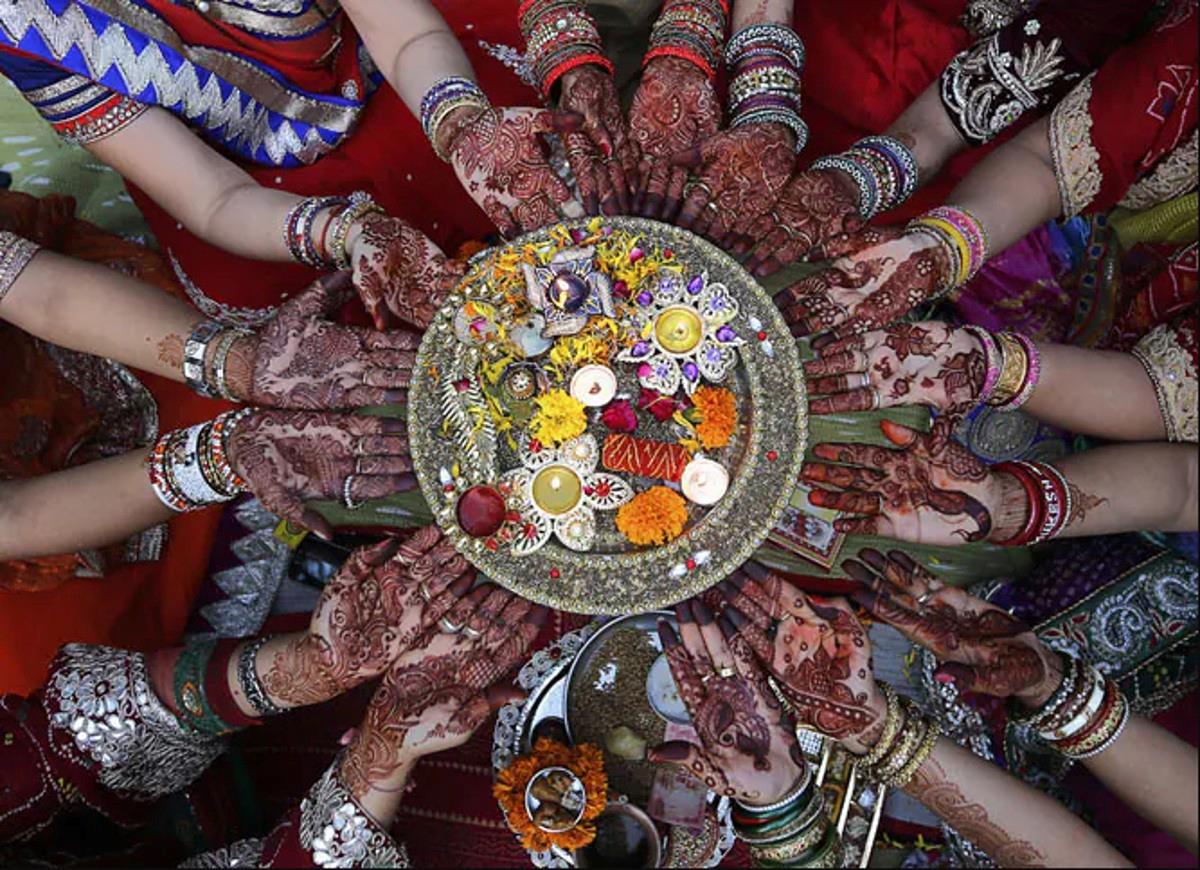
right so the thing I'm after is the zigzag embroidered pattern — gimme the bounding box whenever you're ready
[0,1,359,166]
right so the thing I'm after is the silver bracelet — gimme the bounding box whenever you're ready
[211,328,251,402]
[237,635,284,717]
[300,763,410,867]
[173,423,239,507]
[0,230,40,304]
[726,23,806,72]
[733,765,813,817]
[732,108,809,153]
[183,320,225,399]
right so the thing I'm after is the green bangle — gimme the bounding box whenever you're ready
[173,639,235,736]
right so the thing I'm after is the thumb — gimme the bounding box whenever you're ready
[880,419,921,448]
[669,143,707,169]
[646,740,701,766]
[531,108,585,136]
[289,270,354,319]
[933,662,978,692]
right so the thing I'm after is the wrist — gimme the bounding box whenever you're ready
[219,334,256,402]
[1015,647,1066,708]
[433,104,487,162]
[840,690,888,755]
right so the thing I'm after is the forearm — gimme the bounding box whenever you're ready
[1,248,204,382]
[905,738,1131,867]
[945,116,1060,258]
[1077,713,1198,855]
[340,0,473,117]
[0,450,173,561]
[885,82,967,185]
[1054,444,1198,535]
[1021,342,1167,440]
[731,0,793,29]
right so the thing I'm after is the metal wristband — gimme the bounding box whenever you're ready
[732,108,808,152]
[328,191,383,271]
[726,22,805,71]
[210,328,249,402]
[237,636,285,717]
[856,134,919,203]
[0,231,40,304]
[183,319,225,398]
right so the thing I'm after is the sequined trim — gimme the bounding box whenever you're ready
[1133,320,1198,443]
[0,231,39,304]
[299,763,409,868]
[185,0,338,40]
[180,838,267,868]
[170,250,278,328]
[941,30,1070,145]
[45,644,224,798]
[18,72,148,144]
[1119,130,1199,212]
[959,0,1036,38]
[1049,72,1102,218]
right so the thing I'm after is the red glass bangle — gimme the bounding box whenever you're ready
[204,638,261,730]
[643,44,717,79]
[542,52,614,97]
[991,461,1042,546]
[1054,680,1116,752]
[1019,461,1069,544]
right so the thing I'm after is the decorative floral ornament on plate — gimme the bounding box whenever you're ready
[500,434,633,554]
[523,246,616,338]
[617,271,745,395]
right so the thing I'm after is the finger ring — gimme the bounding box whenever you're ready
[916,591,934,606]
[704,201,720,215]
[439,616,463,634]
[418,582,432,603]
[355,456,371,474]
[462,624,483,640]
[700,672,714,684]
[685,180,713,199]
[342,474,364,511]
[869,390,881,411]
[716,666,736,679]
[853,372,872,390]
[355,436,371,455]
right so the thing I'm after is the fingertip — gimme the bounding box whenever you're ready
[301,508,335,542]
[657,619,681,648]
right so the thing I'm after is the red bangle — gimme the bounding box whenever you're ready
[542,52,615,97]
[204,638,261,729]
[643,45,717,79]
[1018,461,1069,544]
[991,462,1042,547]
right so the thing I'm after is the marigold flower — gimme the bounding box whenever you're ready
[530,389,587,446]
[692,386,737,449]
[493,738,608,852]
[616,485,689,546]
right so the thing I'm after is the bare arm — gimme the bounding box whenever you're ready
[885,82,967,185]
[731,0,794,29]
[0,247,203,382]
[906,738,1132,867]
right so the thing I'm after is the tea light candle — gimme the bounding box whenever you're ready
[680,457,729,505]
[570,364,617,407]
[654,306,704,354]
[531,465,583,515]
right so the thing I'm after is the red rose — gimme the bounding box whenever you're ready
[601,399,638,433]
[638,388,682,422]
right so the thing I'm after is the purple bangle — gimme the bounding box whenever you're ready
[965,325,1002,405]
[1005,332,1041,410]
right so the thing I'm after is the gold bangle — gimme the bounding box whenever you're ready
[886,717,940,789]
[858,683,903,769]
[428,94,490,161]
[747,813,829,860]
[988,332,1029,406]
[329,198,385,270]
[871,704,922,784]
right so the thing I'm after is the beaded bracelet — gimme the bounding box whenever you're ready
[856,135,919,205]
[0,231,40,304]
[420,78,491,162]
[522,0,614,97]
[645,0,728,79]
[725,22,805,71]
[204,638,261,730]
[283,195,348,268]
[237,635,285,717]
[327,191,384,270]
[963,326,1002,404]
[147,419,245,512]
[1010,654,1082,731]
[811,154,878,218]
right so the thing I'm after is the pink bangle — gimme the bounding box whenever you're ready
[965,326,1002,405]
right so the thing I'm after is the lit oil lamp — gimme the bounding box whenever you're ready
[654,306,704,354]
[680,457,729,506]
[531,465,583,516]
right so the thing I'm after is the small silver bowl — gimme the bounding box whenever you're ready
[525,765,588,833]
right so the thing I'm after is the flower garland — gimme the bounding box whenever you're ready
[494,739,609,852]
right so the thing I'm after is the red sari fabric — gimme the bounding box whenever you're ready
[0,192,229,695]
[130,1,538,324]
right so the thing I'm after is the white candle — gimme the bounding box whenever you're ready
[569,364,617,407]
[680,457,729,506]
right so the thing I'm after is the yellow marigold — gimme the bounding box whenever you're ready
[616,486,689,546]
[493,738,608,852]
[530,389,587,446]
[692,386,738,449]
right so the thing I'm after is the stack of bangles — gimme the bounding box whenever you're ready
[283,189,385,269]
[990,459,1073,546]
[644,0,730,81]
[732,765,842,867]
[171,636,287,737]
[146,409,252,512]
[519,0,614,98]
[854,683,941,789]
[905,205,989,297]
[1009,654,1130,759]
[810,134,918,218]
[726,23,808,152]
[965,325,1041,411]
[182,319,252,401]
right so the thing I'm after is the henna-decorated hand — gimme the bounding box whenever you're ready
[224,272,419,409]
[257,528,474,708]
[801,418,1007,546]
[350,213,466,332]
[227,410,416,537]
[628,57,721,220]
[447,106,587,239]
[804,321,986,415]
[712,567,885,754]
[558,65,637,215]
[844,548,1064,705]
[671,124,796,243]
[648,600,804,805]
[774,230,950,340]
[339,584,549,797]
[740,169,865,275]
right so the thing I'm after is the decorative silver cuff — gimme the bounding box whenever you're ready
[180,838,267,868]
[45,644,224,799]
[300,764,409,868]
[0,231,40,305]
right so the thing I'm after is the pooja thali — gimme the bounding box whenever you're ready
[409,217,806,614]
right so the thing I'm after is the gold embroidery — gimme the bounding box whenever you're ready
[1049,72,1102,218]
[1119,130,1199,212]
[1133,321,1198,443]
[0,231,40,304]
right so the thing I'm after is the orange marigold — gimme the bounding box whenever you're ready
[493,738,608,852]
[616,486,689,546]
[692,386,738,449]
